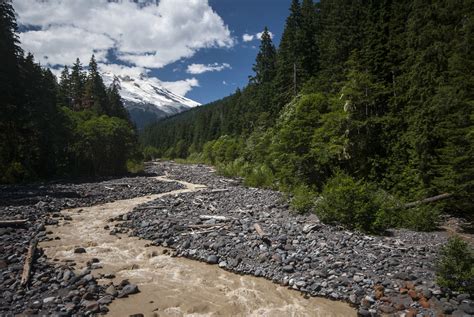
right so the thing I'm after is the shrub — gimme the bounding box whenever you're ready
[315,172,396,233]
[126,160,144,174]
[243,164,275,188]
[436,236,474,294]
[399,205,440,231]
[142,146,161,161]
[290,184,316,213]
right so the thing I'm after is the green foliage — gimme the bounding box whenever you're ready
[243,163,275,189]
[315,172,396,233]
[72,115,137,176]
[398,205,440,232]
[142,146,161,161]
[251,26,276,85]
[290,184,316,213]
[436,236,474,294]
[126,160,144,174]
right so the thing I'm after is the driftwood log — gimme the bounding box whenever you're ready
[404,193,452,208]
[253,223,272,245]
[21,239,38,287]
[0,219,28,227]
[199,215,231,222]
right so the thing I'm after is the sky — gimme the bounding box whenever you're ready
[12,0,292,104]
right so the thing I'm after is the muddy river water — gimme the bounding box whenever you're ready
[40,176,356,317]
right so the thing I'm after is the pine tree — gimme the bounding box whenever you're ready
[299,0,319,78]
[107,76,130,121]
[250,27,276,85]
[274,0,303,104]
[58,66,71,108]
[83,55,108,114]
[70,58,85,110]
[0,0,24,179]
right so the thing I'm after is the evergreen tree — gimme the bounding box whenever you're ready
[58,65,71,108]
[70,58,85,110]
[107,76,130,121]
[299,0,319,78]
[250,27,276,85]
[274,0,303,104]
[83,55,108,114]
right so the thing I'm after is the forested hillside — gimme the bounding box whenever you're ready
[0,2,139,182]
[142,0,473,232]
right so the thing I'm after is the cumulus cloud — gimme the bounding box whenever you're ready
[242,33,254,42]
[186,62,231,74]
[161,78,199,96]
[13,0,234,68]
[242,30,274,42]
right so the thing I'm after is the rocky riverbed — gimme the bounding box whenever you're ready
[113,161,473,317]
[0,172,182,316]
[1,161,472,316]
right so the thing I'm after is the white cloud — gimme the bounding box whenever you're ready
[242,33,254,42]
[242,30,273,43]
[186,62,231,74]
[13,0,234,68]
[161,78,199,96]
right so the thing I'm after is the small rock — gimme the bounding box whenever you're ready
[74,247,86,254]
[206,255,218,264]
[106,285,118,297]
[83,300,99,313]
[459,302,474,314]
[43,297,55,304]
[282,265,294,273]
[98,295,113,305]
[379,305,395,313]
[118,284,139,298]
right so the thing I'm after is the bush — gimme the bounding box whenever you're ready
[436,236,474,294]
[142,146,161,161]
[399,205,440,231]
[126,160,144,174]
[315,172,396,233]
[243,164,275,188]
[290,184,316,213]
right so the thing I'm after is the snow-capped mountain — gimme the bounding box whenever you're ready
[102,72,200,129]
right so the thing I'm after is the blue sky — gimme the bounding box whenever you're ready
[156,0,291,103]
[13,0,292,104]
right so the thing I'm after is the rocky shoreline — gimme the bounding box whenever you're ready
[0,172,183,316]
[115,161,473,317]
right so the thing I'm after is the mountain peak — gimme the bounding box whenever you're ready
[102,72,200,129]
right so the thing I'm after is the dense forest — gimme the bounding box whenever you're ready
[0,2,140,182]
[142,0,473,232]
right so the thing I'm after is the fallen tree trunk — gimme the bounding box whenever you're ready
[21,239,38,287]
[199,215,231,222]
[254,223,272,245]
[404,193,452,208]
[0,219,28,227]
[253,223,266,237]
